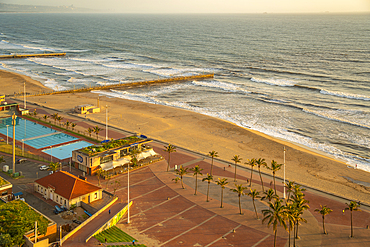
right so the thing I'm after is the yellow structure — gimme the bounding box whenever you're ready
[74,104,100,114]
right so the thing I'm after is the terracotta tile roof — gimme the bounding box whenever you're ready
[34,171,101,200]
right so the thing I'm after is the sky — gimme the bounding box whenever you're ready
[2,0,370,13]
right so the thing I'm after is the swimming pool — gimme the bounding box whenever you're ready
[0,117,80,149]
[0,117,93,157]
[42,141,92,160]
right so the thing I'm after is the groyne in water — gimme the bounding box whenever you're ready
[0,53,66,59]
[18,73,214,97]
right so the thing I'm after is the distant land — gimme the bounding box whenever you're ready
[0,3,96,13]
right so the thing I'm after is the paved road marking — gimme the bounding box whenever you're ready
[115,176,156,192]
[251,234,270,247]
[204,224,242,247]
[109,166,149,182]
[131,185,166,201]
[158,214,218,247]
[140,204,197,233]
[130,195,181,219]
[181,157,204,167]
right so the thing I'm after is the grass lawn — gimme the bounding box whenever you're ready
[94,226,142,244]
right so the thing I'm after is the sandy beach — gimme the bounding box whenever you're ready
[2,69,370,204]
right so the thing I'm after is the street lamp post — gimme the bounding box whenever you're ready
[105,105,108,140]
[24,82,26,109]
[127,163,130,224]
[283,146,286,199]
[6,125,9,144]
[12,113,17,174]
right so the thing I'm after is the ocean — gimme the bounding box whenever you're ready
[0,13,369,170]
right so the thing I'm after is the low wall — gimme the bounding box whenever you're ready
[85,200,133,243]
[60,197,118,245]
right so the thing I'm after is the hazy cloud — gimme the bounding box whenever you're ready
[2,0,370,13]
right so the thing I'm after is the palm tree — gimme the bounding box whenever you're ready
[268,160,283,194]
[130,149,139,167]
[261,188,278,202]
[43,114,49,122]
[247,189,261,219]
[216,178,228,208]
[96,168,103,187]
[262,199,287,247]
[345,201,361,238]
[290,188,310,241]
[245,158,256,187]
[315,205,333,235]
[230,184,247,215]
[231,155,242,182]
[71,122,77,131]
[190,165,203,195]
[285,180,295,203]
[33,109,37,116]
[51,113,59,124]
[86,127,93,137]
[56,116,63,126]
[208,150,218,176]
[202,173,213,202]
[255,158,267,192]
[48,162,61,172]
[93,126,102,140]
[65,120,71,130]
[284,202,297,247]
[176,167,188,189]
[164,144,176,172]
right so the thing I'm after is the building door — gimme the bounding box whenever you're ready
[50,191,53,200]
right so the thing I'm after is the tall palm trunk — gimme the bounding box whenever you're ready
[295,221,299,239]
[293,223,296,247]
[322,215,326,234]
[206,181,210,202]
[273,172,276,194]
[234,163,237,182]
[238,194,242,214]
[195,174,198,195]
[259,167,264,192]
[167,154,171,172]
[249,166,254,187]
[252,199,258,219]
[274,229,277,247]
[220,187,224,208]
[288,222,292,247]
[181,175,184,189]
[211,157,214,176]
[351,211,353,237]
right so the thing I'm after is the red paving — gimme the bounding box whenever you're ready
[13,102,370,247]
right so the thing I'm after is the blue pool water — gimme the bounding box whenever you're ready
[42,141,92,160]
[0,117,92,157]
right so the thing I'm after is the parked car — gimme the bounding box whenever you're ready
[54,205,63,214]
[40,165,48,171]
[17,158,27,164]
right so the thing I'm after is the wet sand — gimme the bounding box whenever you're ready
[2,69,370,204]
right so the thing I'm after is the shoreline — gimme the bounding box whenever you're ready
[2,69,370,204]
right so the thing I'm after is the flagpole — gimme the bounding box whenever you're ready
[127,163,130,224]
[283,146,286,199]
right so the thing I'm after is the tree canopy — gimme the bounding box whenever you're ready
[0,200,49,247]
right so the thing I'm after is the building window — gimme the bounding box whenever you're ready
[2,191,7,196]
[94,192,98,199]
[101,155,113,164]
